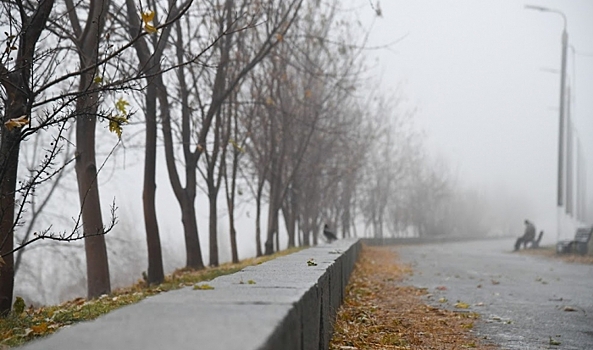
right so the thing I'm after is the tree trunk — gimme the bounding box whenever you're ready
[302,217,311,246]
[226,167,239,263]
[208,189,219,267]
[255,179,264,257]
[264,208,277,255]
[142,84,164,284]
[158,62,204,269]
[264,175,280,255]
[75,90,111,298]
[0,129,20,316]
[124,0,165,287]
[0,0,54,316]
[180,193,204,269]
[228,212,238,263]
[71,0,113,298]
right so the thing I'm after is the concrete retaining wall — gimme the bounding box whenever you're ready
[21,238,361,350]
[362,235,511,246]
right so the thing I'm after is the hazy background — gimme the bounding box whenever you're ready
[11,0,593,305]
[359,0,593,241]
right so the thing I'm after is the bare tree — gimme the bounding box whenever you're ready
[245,0,367,253]
[65,0,115,298]
[0,0,55,316]
[158,0,303,267]
[123,0,193,285]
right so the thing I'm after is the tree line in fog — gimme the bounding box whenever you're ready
[0,0,508,314]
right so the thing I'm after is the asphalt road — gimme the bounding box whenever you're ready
[395,238,593,350]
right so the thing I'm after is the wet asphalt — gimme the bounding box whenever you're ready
[395,238,593,350]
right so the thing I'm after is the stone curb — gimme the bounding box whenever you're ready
[362,235,512,246]
[20,238,361,350]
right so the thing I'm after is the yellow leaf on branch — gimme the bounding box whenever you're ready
[144,24,157,33]
[109,115,128,139]
[142,10,155,23]
[4,115,29,131]
[141,10,157,33]
[229,139,245,153]
[115,98,129,114]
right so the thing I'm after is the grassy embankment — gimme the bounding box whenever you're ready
[0,247,302,348]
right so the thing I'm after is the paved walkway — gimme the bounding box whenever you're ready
[396,239,593,350]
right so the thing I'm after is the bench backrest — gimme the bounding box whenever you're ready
[574,227,593,243]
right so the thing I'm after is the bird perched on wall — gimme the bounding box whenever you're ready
[323,224,338,243]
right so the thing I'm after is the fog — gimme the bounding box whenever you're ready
[360,0,593,241]
[6,0,592,306]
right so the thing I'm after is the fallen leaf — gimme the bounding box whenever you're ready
[454,301,470,309]
[13,296,25,315]
[247,280,256,285]
[563,306,576,312]
[307,258,317,266]
[193,284,214,290]
[549,337,561,346]
[436,286,447,291]
[491,279,500,285]
[461,322,474,329]
[31,322,48,334]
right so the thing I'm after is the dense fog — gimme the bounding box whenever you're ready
[1,0,590,308]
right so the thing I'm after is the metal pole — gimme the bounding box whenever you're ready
[565,85,572,216]
[525,5,569,237]
[558,29,568,208]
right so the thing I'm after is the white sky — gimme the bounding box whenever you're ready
[358,0,593,235]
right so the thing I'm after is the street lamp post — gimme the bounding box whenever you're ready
[525,5,568,238]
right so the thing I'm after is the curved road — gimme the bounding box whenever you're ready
[395,239,593,350]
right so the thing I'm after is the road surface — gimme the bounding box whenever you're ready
[395,239,593,350]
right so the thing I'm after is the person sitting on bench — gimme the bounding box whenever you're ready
[515,220,536,251]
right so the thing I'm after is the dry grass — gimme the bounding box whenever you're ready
[517,245,593,265]
[330,245,497,350]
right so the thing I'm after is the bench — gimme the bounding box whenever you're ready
[530,231,544,249]
[556,226,593,255]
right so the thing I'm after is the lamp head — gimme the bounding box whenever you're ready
[525,5,549,12]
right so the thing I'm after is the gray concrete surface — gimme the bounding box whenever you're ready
[19,239,360,350]
[396,239,593,350]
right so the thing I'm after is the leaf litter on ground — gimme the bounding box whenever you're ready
[330,245,498,350]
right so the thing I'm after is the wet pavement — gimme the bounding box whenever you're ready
[396,239,593,350]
